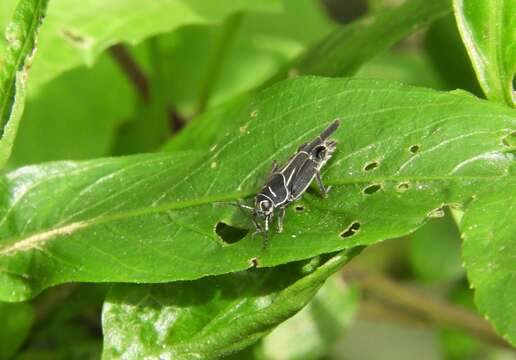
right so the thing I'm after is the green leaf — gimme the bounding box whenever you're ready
[102,249,359,360]
[461,187,516,346]
[24,0,281,93]
[425,14,483,97]
[356,51,448,90]
[409,208,464,282]
[453,0,516,107]
[9,53,135,166]
[161,94,251,152]
[0,301,34,358]
[0,0,49,168]
[271,0,451,80]
[130,0,336,118]
[261,274,358,360]
[0,77,514,301]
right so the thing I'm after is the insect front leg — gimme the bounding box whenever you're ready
[277,207,285,233]
[261,214,273,249]
[315,171,332,198]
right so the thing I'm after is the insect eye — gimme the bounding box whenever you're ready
[314,145,327,160]
[260,200,271,211]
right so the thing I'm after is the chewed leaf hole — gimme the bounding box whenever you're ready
[340,222,361,238]
[364,161,379,171]
[249,257,259,267]
[215,222,249,244]
[363,183,382,195]
[397,182,411,192]
[409,144,420,154]
[295,205,305,212]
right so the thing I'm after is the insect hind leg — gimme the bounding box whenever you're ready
[315,171,332,198]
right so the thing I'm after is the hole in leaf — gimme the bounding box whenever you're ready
[215,222,249,244]
[427,207,445,218]
[340,222,361,238]
[364,161,379,171]
[249,257,259,267]
[295,205,305,212]
[397,182,411,192]
[409,144,420,154]
[363,183,382,195]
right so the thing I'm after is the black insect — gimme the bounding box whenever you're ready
[239,119,340,245]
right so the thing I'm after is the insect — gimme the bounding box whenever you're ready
[239,119,340,245]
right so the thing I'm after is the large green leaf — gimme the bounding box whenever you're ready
[461,188,516,346]
[0,0,49,168]
[10,54,135,166]
[0,77,514,302]
[22,0,281,94]
[102,249,359,359]
[270,0,451,81]
[453,0,516,107]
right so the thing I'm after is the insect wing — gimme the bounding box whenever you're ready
[280,151,310,189]
[289,157,318,200]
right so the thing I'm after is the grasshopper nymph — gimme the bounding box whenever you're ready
[239,119,340,245]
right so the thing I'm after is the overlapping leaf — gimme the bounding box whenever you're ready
[165,0,452,152]
[453,0,516,107]
[271,0,451,80]
[102,250,359,359]
[0,77,514,303]
[462,186,516,346]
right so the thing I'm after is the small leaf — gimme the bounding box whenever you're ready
[461,185,516,346]
[0,0,49,168]
[0,77,514,301]
[102,249,360,359]
[453,0,516,107]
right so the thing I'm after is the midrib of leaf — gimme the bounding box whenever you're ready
[0,0,45,132]
[0,172,507,257]
[486,0,504,104]
[491,0,511,106]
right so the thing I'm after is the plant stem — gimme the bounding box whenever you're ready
[344,271,513,349]
[109,44,150,102]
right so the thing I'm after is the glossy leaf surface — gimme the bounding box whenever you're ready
[0,77,513,303]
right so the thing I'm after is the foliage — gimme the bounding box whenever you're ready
[0,0,514,358]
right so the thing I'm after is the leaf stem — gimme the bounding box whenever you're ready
[344,271,513,349]
[109,44,150,102]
